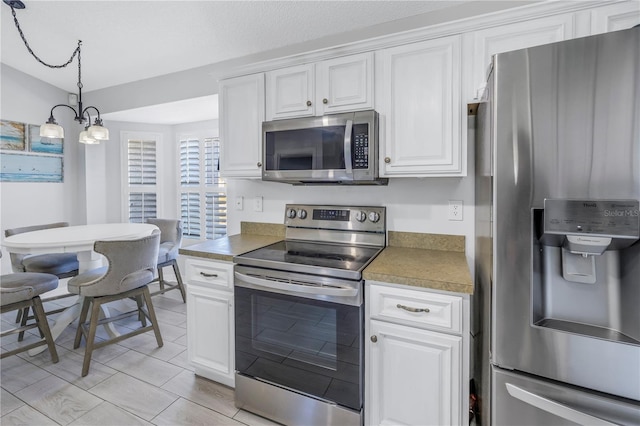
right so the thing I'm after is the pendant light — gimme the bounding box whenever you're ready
[4,0,109,144]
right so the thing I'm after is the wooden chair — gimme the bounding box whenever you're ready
[68,230,163,376]
[1,268,59,363]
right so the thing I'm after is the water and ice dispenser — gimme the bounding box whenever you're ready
[533,199,640,344]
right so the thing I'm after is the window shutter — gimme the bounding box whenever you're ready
[181,191,201,238]
[126,138,158,223]
[179,137,227,241]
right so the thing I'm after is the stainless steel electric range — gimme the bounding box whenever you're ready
[233,204,386,426]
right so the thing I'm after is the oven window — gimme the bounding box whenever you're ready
[235,286,362,411]
[264,126,346,171]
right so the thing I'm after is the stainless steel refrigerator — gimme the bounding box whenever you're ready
[474,27,640,425]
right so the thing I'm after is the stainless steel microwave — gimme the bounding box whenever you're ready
[262,110,387,185]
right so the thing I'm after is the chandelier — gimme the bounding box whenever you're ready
[4,0,109,144]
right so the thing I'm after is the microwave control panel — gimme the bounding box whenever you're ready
[353,124,369,169]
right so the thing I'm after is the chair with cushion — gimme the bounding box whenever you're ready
[69,230,163,376]
[4,222,80,334]
[145,218,186,302]
[1,252,59,363]
[5,222,79,278]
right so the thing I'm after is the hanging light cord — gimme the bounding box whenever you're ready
[9,5,83,92]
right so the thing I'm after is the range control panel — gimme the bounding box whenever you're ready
[544,199,639,237]
[284,204,386,233]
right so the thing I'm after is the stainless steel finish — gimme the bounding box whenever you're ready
[234,266,363,306]
[284,204,386,234]
[396,303,430,313]
[370,335,377,343]
[368,211,380,223]
[344,119,353,176]
[235,373,361,426]
[475,28,640,425]
[493,368,640,426]
[262,110,385,185]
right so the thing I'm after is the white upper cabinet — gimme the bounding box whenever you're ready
[588,1,640,35]
[219,73,265,178]
[266,52,374,120]
[376,35,463,176]
[465,13,575,100]
[265,64,315,120]
[316,52,374,115]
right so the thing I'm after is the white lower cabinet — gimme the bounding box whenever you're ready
[365,282,469,426]
[183,257,235,388]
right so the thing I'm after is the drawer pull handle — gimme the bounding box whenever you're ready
[200,272,218,278]
[396,303,430,313]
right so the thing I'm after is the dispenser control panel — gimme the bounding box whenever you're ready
[544,199,639,237]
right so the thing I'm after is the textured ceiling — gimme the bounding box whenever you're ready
[1,1,470,93]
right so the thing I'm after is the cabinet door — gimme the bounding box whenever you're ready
[589,1,640,35]
[266,64,315,120]
[367,320,462,426]
[186,283,235,388]
[219,73,265,178]
[377,35,462,176]
[466,13,575,100]
[316,52,374,115]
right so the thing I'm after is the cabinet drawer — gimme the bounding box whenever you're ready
[368,284,462,334]
[184,258,233,291]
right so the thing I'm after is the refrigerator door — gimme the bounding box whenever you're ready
[492,367,640,426]
[491,27,640,400]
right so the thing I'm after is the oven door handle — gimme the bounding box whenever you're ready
[235,272,358,298]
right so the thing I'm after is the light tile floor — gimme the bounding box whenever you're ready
[1,283,280,426]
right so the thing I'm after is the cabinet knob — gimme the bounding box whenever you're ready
[370,335,378,343]
[384,157,391,163]
[323,98,328,104]
[306,100,312,107]
[257,162,262,168]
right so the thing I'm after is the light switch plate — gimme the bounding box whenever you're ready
[235,196,244,211]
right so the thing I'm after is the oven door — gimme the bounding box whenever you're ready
[234,266,363,411]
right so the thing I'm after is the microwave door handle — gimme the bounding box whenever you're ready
[344,119,353,176]
[505,383,617,426]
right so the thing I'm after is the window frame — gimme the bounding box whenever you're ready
[177,132,227,242]
[120,131,164,222]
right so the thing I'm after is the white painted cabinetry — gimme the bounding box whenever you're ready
[183,256,235,388]
[376,35,464,177]
[587,1,640,35]
[365,281,469,426]
[265,52,374,120]
[219,73,265,178]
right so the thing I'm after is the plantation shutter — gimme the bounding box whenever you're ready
[179,137,226,241]
[127,139,157,222]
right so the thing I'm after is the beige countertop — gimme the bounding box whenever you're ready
[179,224,473,294]
[178,222,284,262]
[363,231,474,294]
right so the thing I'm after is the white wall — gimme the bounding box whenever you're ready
[0,64,83,274]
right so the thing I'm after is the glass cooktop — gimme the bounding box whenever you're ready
[234,240,383,279]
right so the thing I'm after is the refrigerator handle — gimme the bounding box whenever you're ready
[505,383,617,426]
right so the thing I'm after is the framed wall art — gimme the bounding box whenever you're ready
[0,120,26,151]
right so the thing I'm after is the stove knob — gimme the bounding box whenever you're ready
[297,209,307,219]
[286,208,297,219]
[355,210,367,222]
[368,211,380,223]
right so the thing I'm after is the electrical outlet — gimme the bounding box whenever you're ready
[254,196,263,212]
[235,196,244,211]
[448,200,463,221]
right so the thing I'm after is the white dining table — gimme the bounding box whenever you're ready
[2,223,158,355]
